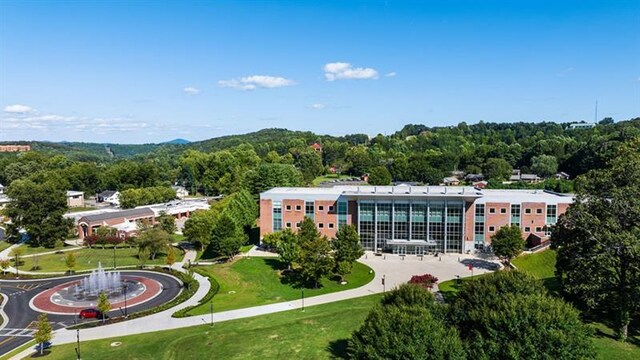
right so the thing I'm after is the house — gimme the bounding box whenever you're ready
[171,186,189,199]
[509,170,542,183]
[78,208,154,239]
[310,143,323,152]
[0,145,31,152]
[473,181,488,189]
[0,194,10,210]
[450,170,465,179]
[465,173,484,182]
[328,166,337,174]
[0,183,4,194]
[361,173,370,183]
[97,191,120,205]
[568,123,596,130]
[66,191,85,208]
[555,172,570,180]
[443,177,460,186]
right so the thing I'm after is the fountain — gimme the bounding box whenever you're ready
[74,263,123,299]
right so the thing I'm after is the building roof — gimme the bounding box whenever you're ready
[142,199,209,216]
[261,185,574,205]
[79,208,154,224]
[98,190,117,197]
[66,190,84,197]
[443,177,459,183]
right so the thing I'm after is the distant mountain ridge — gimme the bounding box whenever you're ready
[164,138,190,145]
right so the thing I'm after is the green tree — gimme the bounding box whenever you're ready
[65,252,76,273]
[483,158,512,181]
[243,163,303,196]
[156,211,177,234]
[381,283,437,310]
[276,229,299,270]
[463,294,595,359]
[0,259,9,275]
[183,210,216,251]
[531,154,558,178]
[296,150,324,184]
[552,138,640,340]
[97,291,111,324]
[209,213,245,260]
[261,231,281,250]
[5,179,73,248]
[9,247,24,267]
[490,224,525,262]
[136,227,171,260]
[368,166,392,185]
[331,224,364,280]
[349,305,465,360]
[34,313,52,355]
[296,231,334,288]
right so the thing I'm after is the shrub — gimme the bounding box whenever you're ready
[408,273,439,289]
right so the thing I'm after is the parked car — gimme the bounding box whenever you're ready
[34,341,52,352]
[79,308,102,319]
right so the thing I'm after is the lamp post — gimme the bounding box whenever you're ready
[75,328,81,360]
[15,253,18,279]
[210,302,214,326]
[301,288,305,312]
[123,284,128,318]
[113,245,116,270]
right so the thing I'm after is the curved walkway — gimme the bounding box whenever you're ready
[9,251,498,359]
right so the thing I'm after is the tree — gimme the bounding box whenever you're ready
[296,150,324,184]
[5,179,73,248]
[0,259,9,275]
[261,231,281,250]
[380,283,437,309]
[483,158,512,181]
[136,227,171,260]
[156,211,177,234]
[183,210,215,251]
[463,294,595,359]
[490,224,525,262]
[243,163,303,196]
[65,252,76,273]
[331,224,364,280]
[276,229,299,270]
[296,233,334,288]
[9,247,24,267]
[368,166,392,185]
[34,313,52,355]
[349,305,465,360]
[166,246,176,267]
[97,291,111,324]
[552,138,640,340]
[408,273,439,290]
[209,213,245,260]
[531,154,558,178]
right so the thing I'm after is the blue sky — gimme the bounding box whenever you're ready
[1,0,639,143]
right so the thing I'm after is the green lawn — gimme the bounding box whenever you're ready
[0,241,12,252]
[17,247,184,272]
[38,294,382,360]
[187,258,374,315]
[239,244,253,253]
[15,243,70,256]
[172,234,186,242]
[312,174,352,186]
[65,206,98,213]
[439,250,640,360]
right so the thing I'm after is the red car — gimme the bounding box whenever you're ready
[78,308,103,319]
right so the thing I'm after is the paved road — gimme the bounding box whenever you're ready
[0,271,182,356]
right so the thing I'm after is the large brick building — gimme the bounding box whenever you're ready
[0,145,31,152]
[259,185,573,254]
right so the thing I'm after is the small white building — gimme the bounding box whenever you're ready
[98,191,120,206]
[569,123,596,130]
[66,191,85,208]
[171,186,189,199]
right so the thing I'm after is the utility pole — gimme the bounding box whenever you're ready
[75,328,81,360]
[301,288,305,312]
[210,302,213,326]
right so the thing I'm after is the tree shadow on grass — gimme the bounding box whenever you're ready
[327,339,349,359]
[263,258,326,289]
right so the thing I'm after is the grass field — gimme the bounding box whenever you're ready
[15,243,71,256]
[39,294,382,360]
[312,174,353,186]
[440,250,640,360]
[186,258,374,315]
[0,241,12,252]
[65,206,98,213]
[17,246,184,272]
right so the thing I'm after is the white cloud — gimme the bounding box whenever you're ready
[556,67,574,77]
[323,62,378,81]
[1,109,147,133]
[385,71,397,77]
[183,87,200,95]
[218,75,295,90]
[4,104,33,113]
[311,103,326,109]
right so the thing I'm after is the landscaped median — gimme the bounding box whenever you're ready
[177,257,374,316]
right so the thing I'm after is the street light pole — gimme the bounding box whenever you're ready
[113,245,116,270]
[301,288,305,312]
[123,284,128,318]
[15,253,18,279]
[76,328,81,360]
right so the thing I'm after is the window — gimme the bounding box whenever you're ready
[328,205,334,212]
[525,208,532,214]
[535,227,542,232]
[285,222,291,228]
[474,204,485,244]
[511,204,521,227]
[273,202,282,231]
[488,226,495,232]
[338,201,348,228]
[524,227,531,232]
[295,222,301,228]
[500,208,507,214]
[318,205,324,211]
[328,223,334,229]
[536,208,543,214]
[305,201,315,220]
[318,223,324,228]
[546,205,557,224]
[489,208,496,214]
[295,205,302,211]
[285,205,291,211]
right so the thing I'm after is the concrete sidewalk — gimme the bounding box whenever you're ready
[9,252,499,359]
